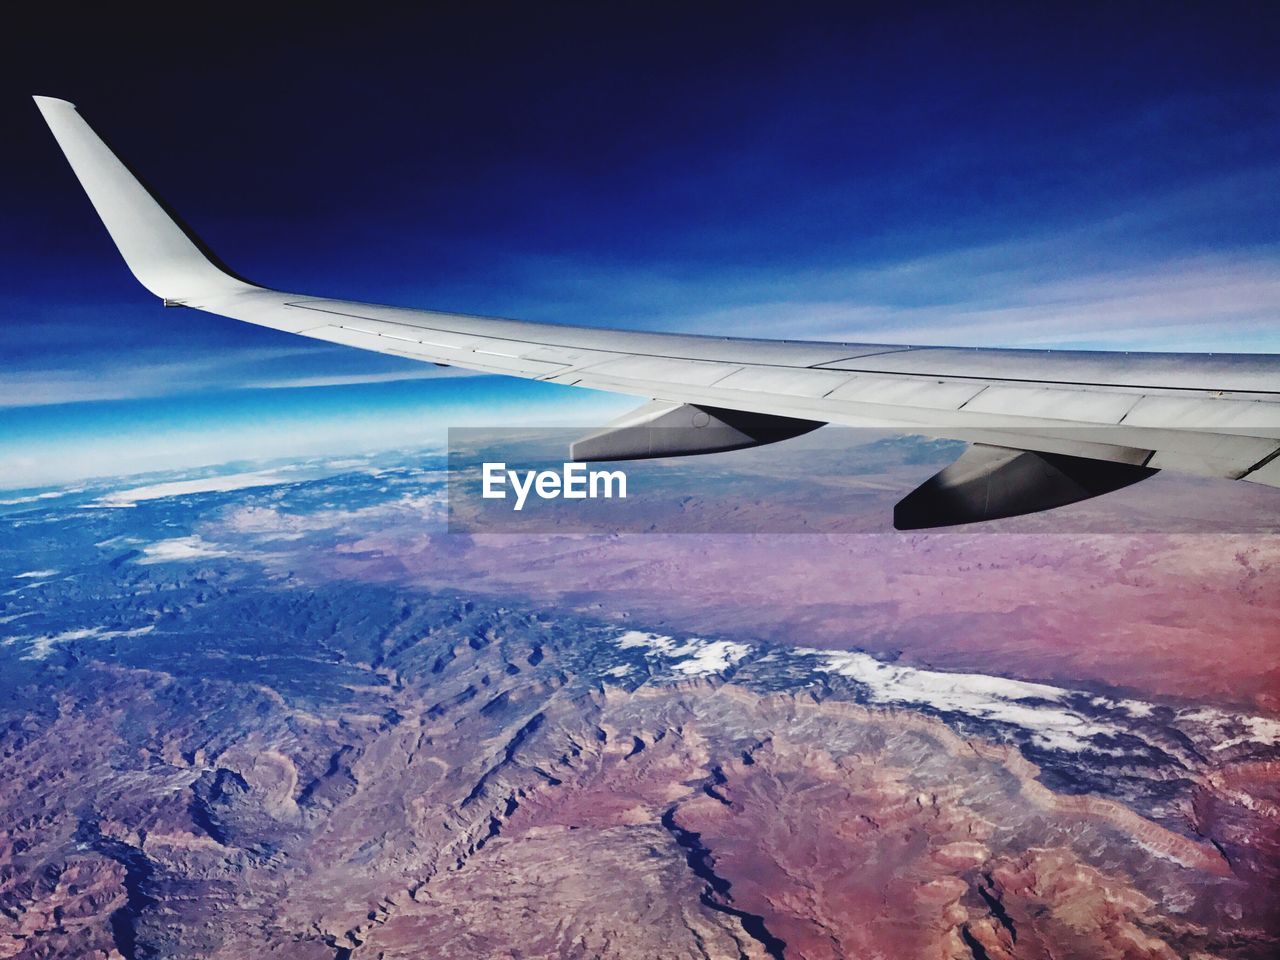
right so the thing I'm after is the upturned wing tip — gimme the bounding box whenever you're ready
[33,95,77,112]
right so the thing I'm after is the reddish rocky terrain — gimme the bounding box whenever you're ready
[1,449,1276,958]
[2,612,1275,959]
[307,521,1280,716]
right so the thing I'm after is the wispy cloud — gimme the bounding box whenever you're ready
[666,255,1280,352]
[476,243,1279,354]
[0,346,460,408]
[424,163,1280,354]
[243,368,478,390]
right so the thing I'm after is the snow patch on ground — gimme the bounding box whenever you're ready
[615,631,751,676]
[616,631,677,652]
[4,581,51,595]
[607,632,1279,755]
[1195,710,1280,751]
[219,490,447,541]
[138,536,229,564]
[0,491,68,506]
[670,640,753,676]
[95,471,293,507]
[21,625,154,660]
[803,649,1123,752]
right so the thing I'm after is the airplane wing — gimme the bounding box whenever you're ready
[34,96,1280,528]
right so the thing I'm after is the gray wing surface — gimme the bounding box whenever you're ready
[35,96,1280,526]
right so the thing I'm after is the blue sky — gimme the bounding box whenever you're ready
[3,5,1279,488]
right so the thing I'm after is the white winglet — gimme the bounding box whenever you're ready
[33,96,255,302]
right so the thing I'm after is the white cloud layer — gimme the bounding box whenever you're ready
[95,471,296,507]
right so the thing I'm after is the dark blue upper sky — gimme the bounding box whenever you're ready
[3,4,1279,487]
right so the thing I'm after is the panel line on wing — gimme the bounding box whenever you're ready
[334,323,465,351]
[1241,444,1280,478]
[810,348,915,367]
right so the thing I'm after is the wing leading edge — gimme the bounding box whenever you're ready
[34,97,1280,526]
